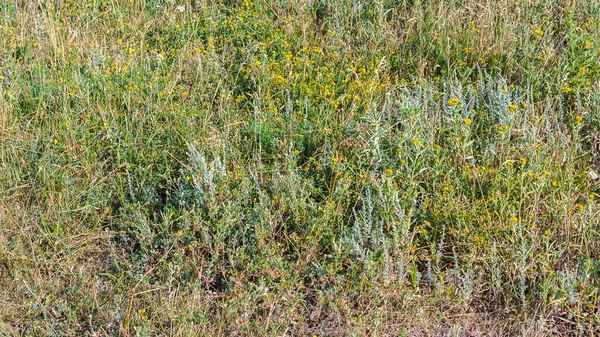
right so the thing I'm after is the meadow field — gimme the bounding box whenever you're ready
[1,0,600,335]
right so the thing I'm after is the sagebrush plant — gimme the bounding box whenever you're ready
[1,0,599,335]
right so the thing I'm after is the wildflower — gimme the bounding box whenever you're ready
[509,104,517,112]
[588,19,595,24]
[509,216,518,223]
[273,75,286,84]
[463,118,472,125]
[575,115,582,122]
[534,29,544,37]
[498,125,508,132]
[544,229,551,236]
[584,41,593,48]
[590,194,595,200]
[561,86,572,94]
[509,84,515,89]
[386,168,393,176]
[447,97,460,105]
[551,181,559,187]
[519,158,527,165]
[411,137,420,145]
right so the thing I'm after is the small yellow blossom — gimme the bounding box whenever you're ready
[509,216,519,223]
[590,194,595,200]
[509,104,517,112]
[447,97,460,105]
[575,115,582,122]
[534,29,544,37]
[386,168,393,176]
[463,118,472,125]
[551,181,559,187]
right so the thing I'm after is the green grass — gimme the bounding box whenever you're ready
[1,0,599,335]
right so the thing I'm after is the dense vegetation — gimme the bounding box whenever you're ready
[1,0,600,335]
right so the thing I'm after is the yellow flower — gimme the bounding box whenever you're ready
[509,216,518,223]
[463,118,472,125]
[575,115,582,122]
[273,75,286,84]
[561,86,572,94]
[551,181,559,187]
[411,137,420,145]
[498,125,508,132]
[509,104,517,112]
[534,29,544,37]
[447,97,460,105]
[519,158,527,165]
[386,168,393,176]
[590,194,595,200]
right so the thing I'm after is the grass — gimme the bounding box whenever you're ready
[1,0,599,335]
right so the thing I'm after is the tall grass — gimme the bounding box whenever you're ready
[1,0,599,335]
